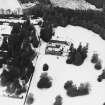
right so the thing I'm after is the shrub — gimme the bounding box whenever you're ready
[43,64,49,71]
[97,76,102,82]
[97,69,105,82]
[26,93,34,105]
[53,95,63,105]
[91,53,99,64]
[94,60,102,70]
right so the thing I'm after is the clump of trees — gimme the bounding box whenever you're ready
[66,43,88,66]
[64,81,90,97]
[0,19,39,95]
[40,22,54,42]
[97,69,105,82]
[53,95,63,105]
[37,73,52,89]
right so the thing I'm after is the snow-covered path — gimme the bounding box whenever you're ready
[26,25,105,105]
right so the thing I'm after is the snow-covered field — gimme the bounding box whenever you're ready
[26,25,105,105]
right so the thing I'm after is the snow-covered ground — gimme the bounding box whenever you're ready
[26,25,105,105]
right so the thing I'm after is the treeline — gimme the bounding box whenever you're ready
[30,4,105,40]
